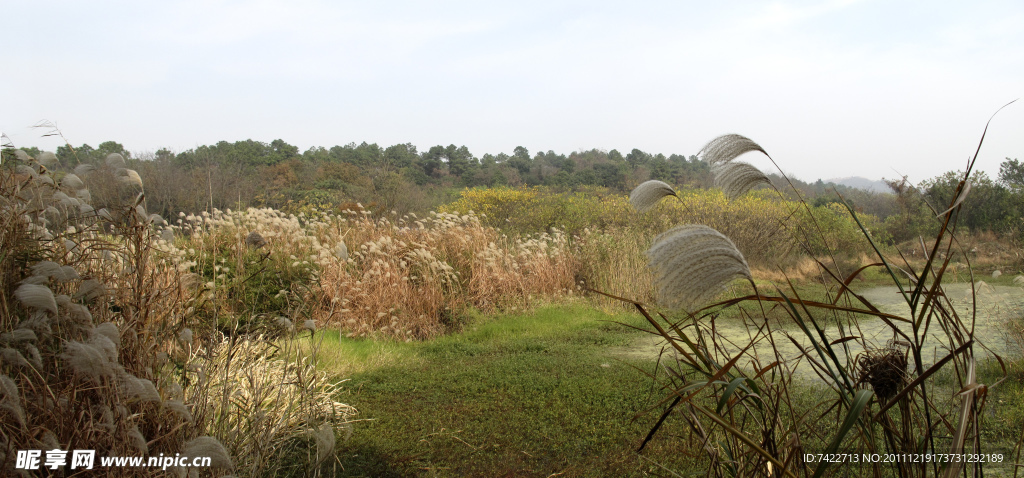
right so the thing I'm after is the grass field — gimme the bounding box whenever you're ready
[307,302,1024,477]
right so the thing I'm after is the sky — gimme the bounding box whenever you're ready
[3,0,1022,184]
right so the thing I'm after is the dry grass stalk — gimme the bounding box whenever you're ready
[2,146,356,476]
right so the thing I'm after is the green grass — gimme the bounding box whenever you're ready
[312,304,705,476]
[305,302,1024,477]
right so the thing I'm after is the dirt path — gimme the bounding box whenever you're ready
[613,283,1024,379]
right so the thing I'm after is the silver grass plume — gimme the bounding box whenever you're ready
[121,375,161,403]
[132,205,149,225]
[127,425,148,454]
[17,313,53,337]
[0,374,26,427]
[14,284,58,314]
[178,328,193,345]
[116,168,143,188]
[183,436,233,469]
[712,161,771,199]
[75,279,107,302]
[53,191,80,208]
[335,241,348,261]
[37,151,58,167]
[105,153,126,169]
[61,173,85,191]
[699,134,768,165]
[92,405,115,433]
[39,430,60,451]
[1,348,30,368]
[276,316,294,332]
[163,381,184,401]
[164,399,193,422]
[24,344,42,369]
[1,329,37,345]
[22,275,50,286]
[74,163,96,176]
[311,422,336,464]
[16,164,38,179]
[31,261,80,282]
[647,225,752,312]
[629,180,678,212]
[95,322,120,345]
[89,333,119,363]
[61,341,121,384]
[937,180,971,217]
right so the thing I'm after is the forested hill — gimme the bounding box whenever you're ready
[5,138,1023,241]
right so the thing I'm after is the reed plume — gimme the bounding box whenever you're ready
[629,180,678,212]
[13,283,58,314]
[105,153,126,169]
[699,133,768,165]
[311,422,336,464]
[183,436,234,469]
[711,161,771,199]
[646,224,752,312]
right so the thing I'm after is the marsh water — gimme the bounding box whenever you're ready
[618,282,1024,380]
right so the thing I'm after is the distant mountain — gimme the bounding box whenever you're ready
[824,176,891,193]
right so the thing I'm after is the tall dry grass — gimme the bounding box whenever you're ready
[1,147,355,477]
[167,204,578,339]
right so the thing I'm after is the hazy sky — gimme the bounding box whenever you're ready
[4,0,1022,184]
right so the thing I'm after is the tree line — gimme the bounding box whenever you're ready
[4,138,1022,244]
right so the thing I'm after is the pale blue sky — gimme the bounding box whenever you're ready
[3,0,1022,184]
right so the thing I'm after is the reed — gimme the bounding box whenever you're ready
[614,106,1018,477]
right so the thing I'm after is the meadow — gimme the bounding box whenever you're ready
[1,133,1023,477]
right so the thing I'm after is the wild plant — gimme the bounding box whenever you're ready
[614,104,1017,477]
[1,144,355,477]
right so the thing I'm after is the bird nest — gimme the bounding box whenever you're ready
[855,341,909,402]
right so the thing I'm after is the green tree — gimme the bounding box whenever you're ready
[421,145,446,177]
[625,148,651,167]
[998,158,1024,191]
[922,170,1018,233]
[507,147,532,176]
[445,144,474,178]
